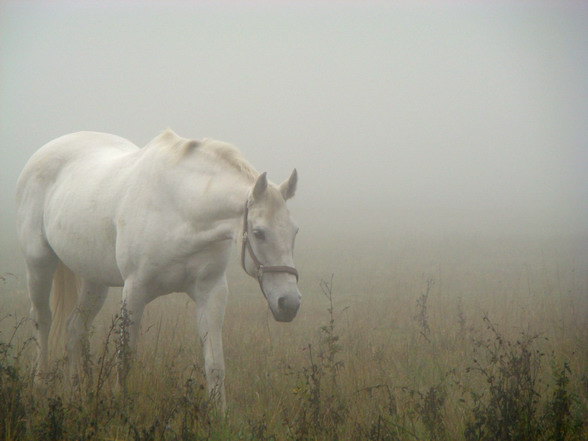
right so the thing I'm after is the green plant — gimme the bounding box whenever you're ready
[35,397,66,441]
[543,361,583,441]
[464,315,544,441]
[411,384,447,441]
[0,316,30,441]
[413,279,433,343]
[284,276,348,441]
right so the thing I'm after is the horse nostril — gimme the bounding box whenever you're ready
[277,295,301,313]
[278,296,287,310]
[273,295,301,322]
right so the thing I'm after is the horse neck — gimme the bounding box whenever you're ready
[142,146,256,228]
[214,174,254,220]
[184,166,255,227]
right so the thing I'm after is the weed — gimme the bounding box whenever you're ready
[0,316,30,441]
[463,315,585,441]
[248,418,277,441]
[117,302,133,392]
[464,315,543,441]
[456,296,467,339]
[35,397,66,441]
[414,278,433,342]
[353,384,406,441]
[176,376,213,440]
[284,276,348,441]
[542,361,583,441]
[410,384,448,441]
[1,256,587,441]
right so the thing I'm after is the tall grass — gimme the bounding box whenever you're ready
[1,234,586,440]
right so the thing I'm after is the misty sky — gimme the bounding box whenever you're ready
[1,1,587,273]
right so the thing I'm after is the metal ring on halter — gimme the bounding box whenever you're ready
[240,200,299,298]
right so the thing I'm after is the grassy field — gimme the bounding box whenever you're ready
[1,233,587,440]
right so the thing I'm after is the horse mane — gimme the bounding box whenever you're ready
[147,128,199,153]
[147,129,258,182]
[201,138,258,182]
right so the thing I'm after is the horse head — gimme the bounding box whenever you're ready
[241,169,301,322]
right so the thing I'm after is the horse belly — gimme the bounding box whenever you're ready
[44,160,127,286]
[45,216,123,286]
[44,201,124,286]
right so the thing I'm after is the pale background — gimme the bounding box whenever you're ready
[1,0,587,280]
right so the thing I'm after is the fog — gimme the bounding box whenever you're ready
[1,0,587,278]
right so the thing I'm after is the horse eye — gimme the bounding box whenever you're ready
[253,229,265,240]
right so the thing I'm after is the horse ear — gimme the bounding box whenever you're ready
[252,172,268,201]
[279,168,297,200]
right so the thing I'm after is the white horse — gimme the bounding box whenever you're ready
[16,129,301,407]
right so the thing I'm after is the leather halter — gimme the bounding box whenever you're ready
[241,201,299,298]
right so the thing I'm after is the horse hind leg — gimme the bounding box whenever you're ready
[25,253,58,379]
[66,279,108,381]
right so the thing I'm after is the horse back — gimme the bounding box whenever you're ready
[19,131,135,182]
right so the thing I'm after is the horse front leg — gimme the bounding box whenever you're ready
[190,277,229,411]
[117,279,148,392]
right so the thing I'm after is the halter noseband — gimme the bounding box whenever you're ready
[241,201,299,298]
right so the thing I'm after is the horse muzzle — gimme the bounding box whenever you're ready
[270,291,301,322]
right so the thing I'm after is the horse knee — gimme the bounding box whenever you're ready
[30,306,51,332]
[204,362,226,408]
[205,362,225,385]
[65,318,84,353]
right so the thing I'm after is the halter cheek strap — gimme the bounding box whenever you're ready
[241,201,299,298]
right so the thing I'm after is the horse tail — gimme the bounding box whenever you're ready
[49,261,80,357]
